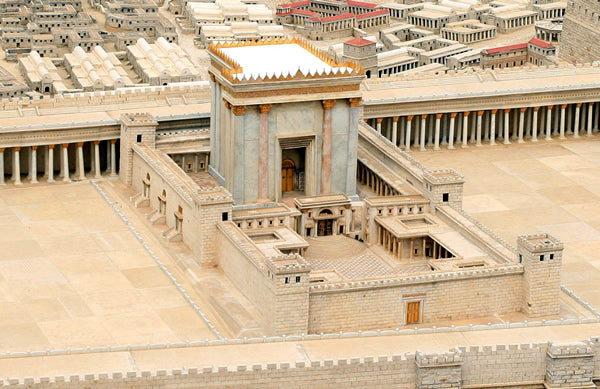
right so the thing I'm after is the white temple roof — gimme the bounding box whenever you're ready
[219,43,350,79]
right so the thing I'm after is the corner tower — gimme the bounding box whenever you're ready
[207,38,364,205]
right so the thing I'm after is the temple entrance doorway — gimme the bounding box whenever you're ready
[281,147,306,197]
[317,209,334,236]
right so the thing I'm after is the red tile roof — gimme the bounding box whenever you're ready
[483,42,527,54]
[278,0,310,8]
[292,8,318,16]
[310,12,355,22]
[355,8,389,19]
[344,37,376,47]
[347,0,378,9]
[528,37,553,48]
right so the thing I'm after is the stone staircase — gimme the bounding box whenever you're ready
[162,226,182,242]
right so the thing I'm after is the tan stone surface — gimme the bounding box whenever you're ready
[0,181,216,351]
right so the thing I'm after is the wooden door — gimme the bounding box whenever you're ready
[406,301,420,324]
[282,159,295,192]
[317,220,333,236]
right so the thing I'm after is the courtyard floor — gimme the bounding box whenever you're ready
[0,181,216,352]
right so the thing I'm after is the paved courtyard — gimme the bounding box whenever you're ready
[413,137,600,309]
[0,181,216,352]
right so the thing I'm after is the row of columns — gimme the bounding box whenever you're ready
[535,28,560,43]
[357,161,400,196]
[502,14,537,30]
[0,140,118,185]
[371,102,600,152]
[357,14,389,29]
[442,28,495,43]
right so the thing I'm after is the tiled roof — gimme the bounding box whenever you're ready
[344,37,376,47]
[292,8,318,16]
[483,42,527,54]
[310,12,355,22]
[355,8,389,19]
[347,0,378,9]
[278,0,310,8]
[528,37,553,49]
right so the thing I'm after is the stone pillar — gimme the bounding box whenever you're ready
[258,104,272,202]
[110,140,117,176]
[462,112,470,148]
[434,114,442,150]
[560,104,567,139]
[93,141,101,178]
[420,114,427,151]
[321,100,335,194]
[518,108,526,143]
[490,110,497,145]
[391,116,399,146]
[46,145,54,183]
[503,109,511,145]
[448,113,456,149]
[29,146,38,184]
[376,117,383,133]
[587,103,594,136]
[574,103,581,138]
[76,142,85,180]
[405,116,413,151]
[61,144,70,182]
[545,342,594,389]
[0,148,4,185]
[476,110,483,146]
[546,105,553,140]
[416,350,463,389]
[531,107,539,142]
[12,147,21,185]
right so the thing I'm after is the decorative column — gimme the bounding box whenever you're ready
[405,116,413,151]
[448,113,456,149]
[258,104,272,201]
[46,145,54,182]
[76,142,85,180]
[518,107,526,143]
[546,105,553,140]
[29,146,38,183]
[62,144,70,182]
[391,117,399,146]
[573,103,581,138]
[93,141,101,178]
[12,147,21,185]
[476,110,483,146]
[462,111,470,148]
[321,99,335,194]
[434,113,442,150]
[419,114,427,151]
[531,107,539,142]
[376,117,383,133]
[559,104,567,139]
[110,140,117,176]
[503,109,511,145]
[489,110,497,145]
[0,148,4,185]
[587,103,594,136]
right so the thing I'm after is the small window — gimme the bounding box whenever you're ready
[295,276,301,283]
[285,277,290,284]
[306,228,312,236]
[442,193,449,202]
[519,254,522,263]
[222,212,228,221]
[550,254,554,260]
[136,134,142,142]
[258,221,262,226]
[539,255,544,261]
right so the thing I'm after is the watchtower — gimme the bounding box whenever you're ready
[119,112,158,185]
[518,233,563,317]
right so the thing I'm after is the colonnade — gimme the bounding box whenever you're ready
[500,14,537,31]
[0,139,119,185]
[357,13,389,29]
[357,160,400,196]
[535,28,560,43]
[442,28,496,43]
[378,226,455,260]
[369,102,600,152]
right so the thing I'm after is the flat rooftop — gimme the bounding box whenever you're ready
[218,43,351,79]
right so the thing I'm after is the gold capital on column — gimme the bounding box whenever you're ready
[477,111,484,116]
[0,148,4,152]
[223,99,232,110]
[561,104,568,109]
[62,144,69,148]
[464,111,471,117]
[94,140,100,145]
[576,103,582,108]
[407,115,414,121]
[110,139,117,144]
[232,105,247,116]
[520,108,527,113]
[259,104,273,114]
[491,109,498,114]
[392,116,399,122]
[547,105,554,110]
[209,73,216,82]
[13,147,20,152]
[450,113,458,118]
[48,144,54,149]
[322,99,336,110]
[421,114,428,119]
[376,118,384,124]
[77,142,84,147]
[504,109,511,114]
[436,113,443,119]
[31,146,38,150]
[533,107,540,112]
[349,97,361,107]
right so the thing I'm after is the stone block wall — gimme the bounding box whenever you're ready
[546,342,595,388]
[308,268,523,333]
[415,350,462,389]
[559,0,600,64]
